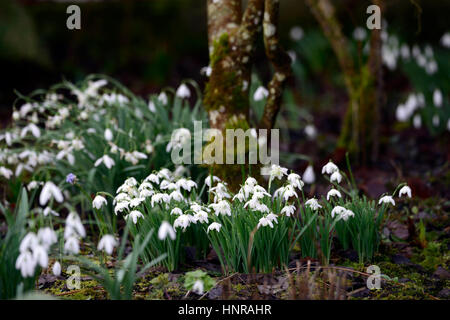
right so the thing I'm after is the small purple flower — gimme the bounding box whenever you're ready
[66,173,77,185]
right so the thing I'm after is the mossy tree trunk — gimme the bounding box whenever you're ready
[203,0,291,186]
[306,0,384,164]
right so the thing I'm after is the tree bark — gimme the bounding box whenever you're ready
[203,0,291,186]
[306,0,384,163]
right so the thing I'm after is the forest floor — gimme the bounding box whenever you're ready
[39,124,450,300]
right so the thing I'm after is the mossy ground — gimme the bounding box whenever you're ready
[38,196,449,300]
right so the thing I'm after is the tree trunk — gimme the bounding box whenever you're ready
[306,0,384,163]
[203,0,291,187]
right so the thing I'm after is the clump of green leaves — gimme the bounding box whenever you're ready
[184,270,215,295]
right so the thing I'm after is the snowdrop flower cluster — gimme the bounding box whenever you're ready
[331,206,355,221]
[108,168,203,234]
[395,92,426,123]
[253,86,269,101]
[16,227,57,278]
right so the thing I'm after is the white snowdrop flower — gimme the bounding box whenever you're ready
[64,236,80,255]
[257,216,274,229]
[79,111,89,120]
[340,209,355,221]
[433,89,443,107]
[200,66,212,77]
[94,154,115,169]
[378,195,395,206]
[253,189,270,200]
[287,173,304,190]
[52,261,61,276]
[245,177,258,187]
[327,188,342,201]
[176,83,191,99]
[290,26,304,41]
[27,180,40,190]
[43,207,59,217]
[114,201,129,215]
[72,138,85,150]
[16,251,36,278]
[92,195,107,210]
[160,180,178,190]
[210,183,231,201]
[66,212,86,238]
[353,27,367,41]
[173,214,191,230]
[281,205,296,217]
[305,198,322,211]
[396,104,411,122]
[266,213,278,223]
[426,60,438,75]
[126,210,144,224]
[104,128,113,141]
[129,197,145,208]
[209,200,231,216]
[447,118,450,131]
[148,100,156,113]
[441,32,450,48]
[126,176,141,187]
[39,181,63,206]
[37,227,57,249]
[151,193,170,207]
[256,203,270,214]
[176,179,197,192]
[302,165,315,184]
[331,206,346,219]
[330,171,342,184]
[169,190,184,202]
[0,166,13,179]
[19,233,38,253]
[97,235,117,255]
[287,50,296,64]
[113,192,131,204]
[171,207,183,216]
[207,222,222,233]
[282,185,298,202]
[269,164,288,181]
[253,86,269,101]
[21,123,41,139]
[400,44,410,60]
[304,124,317,139]
[33,245,49,268]
[204,175,221,187]
[399,185,412,198]
[322,161,338,175]
[233,191,245,202]
[158,92,168,105]
[145,173,160,185]
[192,280,204,295]
[432,115,440,127]
[158,168,173,180]
[194,210,209,224]
[158,221,176,241]
[12,110,20,121]
[413,114,422,129]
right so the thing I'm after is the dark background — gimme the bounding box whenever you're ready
[1,0,449,125]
